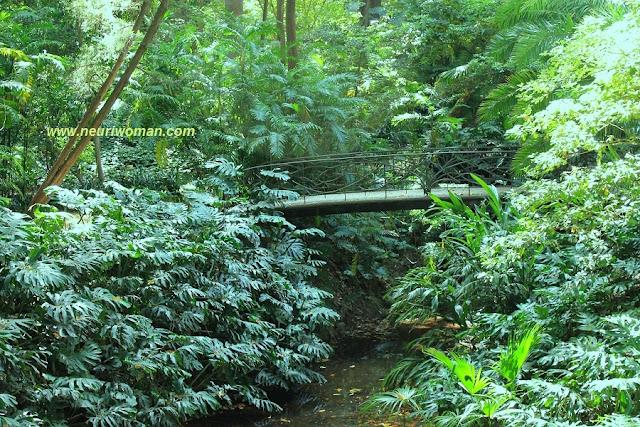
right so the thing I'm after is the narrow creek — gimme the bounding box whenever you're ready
[193,341,404,426]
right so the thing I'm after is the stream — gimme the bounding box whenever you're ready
[192,341,404,426]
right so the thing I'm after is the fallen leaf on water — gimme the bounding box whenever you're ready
[348,388,362,395]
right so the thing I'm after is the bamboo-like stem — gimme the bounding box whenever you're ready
[30,0,167,207]
[94,135,105,185]
[31,0,151,207]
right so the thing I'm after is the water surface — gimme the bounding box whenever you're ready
[195,342,403,426]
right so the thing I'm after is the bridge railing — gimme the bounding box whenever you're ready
[246,147,516,196]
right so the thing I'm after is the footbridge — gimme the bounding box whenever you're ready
[247,147,516,216]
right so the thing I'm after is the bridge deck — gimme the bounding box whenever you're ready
[280,186,512,216]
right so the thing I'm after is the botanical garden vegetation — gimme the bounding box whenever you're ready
[1,0,640,426]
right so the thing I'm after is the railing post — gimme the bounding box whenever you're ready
[383,162,387,197]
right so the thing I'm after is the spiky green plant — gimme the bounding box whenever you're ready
[426,348,491,396]
[495,325,541,388]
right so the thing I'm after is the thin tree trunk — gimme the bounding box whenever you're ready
[285,0,297,69]
[261,0,269,40]
[94,135,105,185]
[31,0,151,207]
[360,0,370,26]
[31,0,169,207]
[276,0,286,63]
[361,0,382,26]
[224,0,243,15]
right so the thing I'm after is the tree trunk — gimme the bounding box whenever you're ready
[360,0,382,26]
[360,0,369,26]
[94,136,105,185]
[285,0,297,69]
[224,0,243,16]
[30,0,151,207]
[30,0,169,207]
[276,0,286,63]
[260,0,269,40]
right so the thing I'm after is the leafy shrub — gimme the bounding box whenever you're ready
[0,164,337,425]
[316,212,417,283]
[370,158,640,425]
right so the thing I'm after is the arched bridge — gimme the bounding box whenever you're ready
[247,147,516,216]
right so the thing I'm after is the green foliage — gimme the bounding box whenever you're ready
[366,328,540,424]
[361,386,422,425]
[0,162,337,425]
[114,7,362,169]
[507,5,640,175]
[387,176,520,328]
[303,0,507,150]
[377,162,640,424]
[0,2,84,208]
[495,325,540,388]
[489,0,613,66]
[383,0,500,84]
[480,0,624,123]
[4,1,640,425]
[427,348,491,395]
[372,3,640,418]
[315,212,416,282]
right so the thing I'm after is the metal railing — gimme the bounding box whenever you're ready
[246,147,517,196]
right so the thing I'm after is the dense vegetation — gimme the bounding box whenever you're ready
[1,0,639,425]
[368,1,640,426]
[1,166,338,425]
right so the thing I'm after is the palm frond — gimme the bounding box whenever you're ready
[479,68,537,122]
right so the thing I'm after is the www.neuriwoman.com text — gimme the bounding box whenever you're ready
[46,127,196,138]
